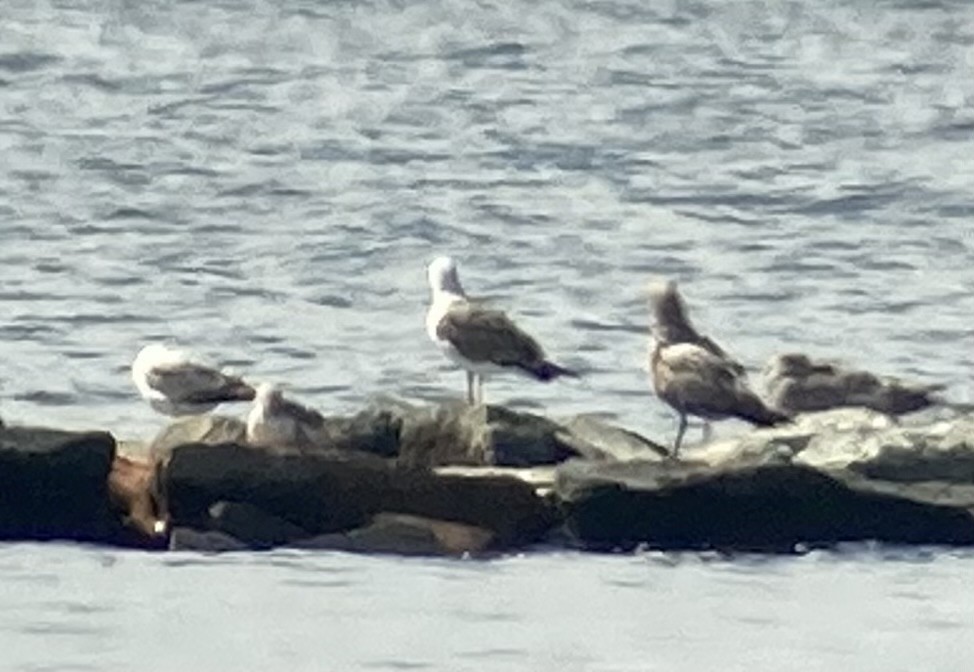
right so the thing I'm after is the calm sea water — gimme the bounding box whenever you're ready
[2,543,973,671]
[2,0,973,667]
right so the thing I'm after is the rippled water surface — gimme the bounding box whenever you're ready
[2,2,974,668]
[2,544,973,671]
[1,0,972,441]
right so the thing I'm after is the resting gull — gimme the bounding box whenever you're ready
[246,382,326,450]
[647,279,789,456]
[131,343,255,417]
[764,353,945,416]
[425,255,577,405]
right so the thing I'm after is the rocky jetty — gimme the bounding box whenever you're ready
[4,398,974,556]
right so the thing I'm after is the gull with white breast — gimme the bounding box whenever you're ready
[425,255,578,405]
[246,382,326,451]
[131,343,255,417]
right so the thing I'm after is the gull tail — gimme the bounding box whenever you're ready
[734,392,792,427]
[526,360,581,382]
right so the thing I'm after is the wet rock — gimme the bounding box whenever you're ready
[557,459,974,552]
[0,425,121,542]
[207,501,310,549]
[764,353,944,416]
[160,443,554,550]
[293,513,495,557]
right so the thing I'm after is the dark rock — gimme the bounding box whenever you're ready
[397,400,649,468]
[207,501,310,548]
[398,401,580,467]
[168,527,250,553]
[557,459,974,552]
[293,513,495,556]
[150,399,665,470]
[159,443,554,549]
[764,353,944,416]
[0,425,121,542]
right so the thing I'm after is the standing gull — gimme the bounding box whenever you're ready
[425,256,577,404]
[246,382,326,450]
[131,343,255,416]
[647,279,789,456]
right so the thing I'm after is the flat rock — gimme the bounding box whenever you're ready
[160,443,555,550]
[0,425,122,543]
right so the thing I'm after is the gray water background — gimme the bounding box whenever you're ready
[2,543,974,671]
[2,0,973,441]
[2,1,974,669]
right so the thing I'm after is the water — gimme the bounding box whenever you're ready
[1,543,972,671]
[2,0,974,668]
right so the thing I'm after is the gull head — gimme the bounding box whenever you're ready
[132,343,184,377]
[646,277,678,307]
[427,255,465,297]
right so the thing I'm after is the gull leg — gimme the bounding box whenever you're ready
[702,422,713,444]
[465,371,476,405]
[475,373,484,406]
[673,413,688,459]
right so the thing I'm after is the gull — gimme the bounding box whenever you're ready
[425,255,578,405]
[246,382,326,450]
[764,353,945,416]
[647,279,789,456]
[131,343,255,416]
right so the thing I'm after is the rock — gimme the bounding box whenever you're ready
[0,425,122,543]
[150,415,247,462]
[689,407,974,486]
[293,513,495,556]
[556,414,669,462]
[764,353,944,416]
[557,459,974,552]
[168,527,250,553]
[557,407,974,552]
[151,407,400,460]
[149,399,666,470]
[108,455,168,547]
[207,501,310,549]
[396,400,643,468]
[159,443,554,550]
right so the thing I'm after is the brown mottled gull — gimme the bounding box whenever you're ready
[764,353,945,416]
[425,256,578,405]
[647,280,789,455]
